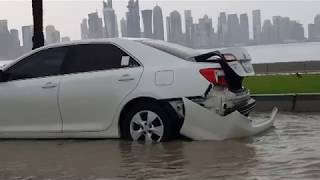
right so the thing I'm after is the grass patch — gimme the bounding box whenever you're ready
[244,74,320,94]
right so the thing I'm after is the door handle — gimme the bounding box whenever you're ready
[42,82,57,89]
[118,74,135,82]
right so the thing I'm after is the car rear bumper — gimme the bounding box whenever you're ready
[180,97,277,141]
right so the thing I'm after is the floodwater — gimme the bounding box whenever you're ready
[0,113,319,180]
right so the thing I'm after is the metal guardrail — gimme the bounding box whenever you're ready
[252,93,320,112]
[253,61,320,74]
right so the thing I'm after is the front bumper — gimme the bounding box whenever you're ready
[180,97,278,141]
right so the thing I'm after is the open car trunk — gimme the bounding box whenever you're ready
[191,47,255,92]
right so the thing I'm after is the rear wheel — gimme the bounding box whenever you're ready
[120,102,176,142]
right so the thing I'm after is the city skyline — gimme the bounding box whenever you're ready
[1,1,319,40]
[0,0,320,60]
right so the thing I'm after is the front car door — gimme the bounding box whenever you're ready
[59,43,143,132]
[0,47,68,132]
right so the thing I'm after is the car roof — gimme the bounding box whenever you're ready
[136,39,200,59]
[8,38,190,69]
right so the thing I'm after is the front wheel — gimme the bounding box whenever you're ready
[120,102,176,142]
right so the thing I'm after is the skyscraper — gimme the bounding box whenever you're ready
[80,18,89,40]
[141,10,153,38]
[10,29,20,48]
[45,25,60,44]
[261,19,275,44]
[0,20,9,33]
[0,20,20,59]
[218,12,227,46]
[88,12,104,39]
[22,25,33,53]
[288,20,304,41]
[240,13,249,44]
[192,15,216,48]
[166,11,184,45]
[120,18,128,37]
[227,14,240,45]
[126,0,140,37]
[308,14,320,41]
[272,16,282,43]
[103,0,118,38]
[185,10,193,47]
[252,10,262,44]
[153,5,164,40]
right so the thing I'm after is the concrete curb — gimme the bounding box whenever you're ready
[253,61,320,74]
[252,93,320,112]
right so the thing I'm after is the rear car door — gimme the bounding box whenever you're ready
[59,43,143,132]
[0,47,68,132]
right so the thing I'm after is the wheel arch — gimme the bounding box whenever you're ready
[118,96,182,138]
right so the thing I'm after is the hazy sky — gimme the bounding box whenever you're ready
[0,0,320,41]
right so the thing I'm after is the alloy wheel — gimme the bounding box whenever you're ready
[130,110,164,142]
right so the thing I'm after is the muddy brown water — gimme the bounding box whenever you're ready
[0,113,319,180]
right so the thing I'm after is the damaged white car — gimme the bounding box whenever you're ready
[0,38,276,142]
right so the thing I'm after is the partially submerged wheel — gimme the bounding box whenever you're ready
[121,102,176,142]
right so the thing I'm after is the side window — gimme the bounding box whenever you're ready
[62,44,139,74]
[5,47,68,81]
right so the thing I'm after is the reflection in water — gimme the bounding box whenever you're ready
[0,113,319,179]
[117,141,255,179]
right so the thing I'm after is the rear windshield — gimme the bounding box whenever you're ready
[138,40,200,60]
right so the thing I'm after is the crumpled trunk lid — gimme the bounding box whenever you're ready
[192,47,255,91]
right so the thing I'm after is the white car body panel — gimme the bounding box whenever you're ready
[0,76,62,132]
[181,98,277,140]
[59,67,143,132]
[0,38,275,140]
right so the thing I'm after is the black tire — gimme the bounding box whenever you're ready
[120,101,177,142]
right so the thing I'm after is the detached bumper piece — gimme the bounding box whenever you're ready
[180,97,278,141]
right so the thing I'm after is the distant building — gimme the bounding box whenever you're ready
[0,20,9,33]
[240,13,249,44]
[88,12,104,39]
[166,11,184,45]
[272,16,305,43]
[153,5,164,40]
[217,12,228,46]
[261,19,275,44]
[45,25,60,44]
[308,14,320,41]
[184,10,193,47]
[288,20,304,41]
[0,20,20,59]
[120,18,128,37]
[126,0,140,37]
[272,16,282,43]
[80,18,89,40]
[252,10,262,44]
[61,36,71,42]
[22,25,33,53]
[227,14,240,45]
[192,15,216,49]
[103,0,118,38]
[141,10,153,38]
[10,29,20,48]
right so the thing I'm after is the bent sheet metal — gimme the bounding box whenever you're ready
[180,97,278,141]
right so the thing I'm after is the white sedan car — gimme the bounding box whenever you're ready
[0,38,276,142]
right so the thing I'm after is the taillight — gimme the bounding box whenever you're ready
[199,68,228,86]
[223,54,237,62]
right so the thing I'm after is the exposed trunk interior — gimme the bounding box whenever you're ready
[193,51,244,92]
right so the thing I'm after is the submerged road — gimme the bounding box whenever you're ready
[0,112,319,180]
